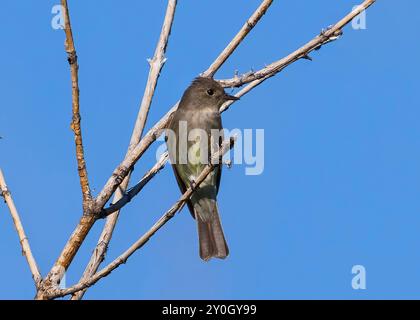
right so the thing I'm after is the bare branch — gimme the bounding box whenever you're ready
[34,1,96,299]
[69,153,169,300]
[202,0,273,77]
[98,152,169,219]
[71,0,177,300]
[95,104,176,209]
[51,137,236,299]
[0,169,42,288]
[35,214,96,299]
[62,0,92,208]
[131,0,177,145]
[218,0,377,88]
[220,75,269,113]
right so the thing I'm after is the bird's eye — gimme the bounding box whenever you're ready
[207,89,214,96]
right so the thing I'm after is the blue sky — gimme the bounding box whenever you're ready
[1,1,419,299]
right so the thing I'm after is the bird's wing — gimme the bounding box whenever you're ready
[215,129,223,193]
[167,108,223,219]
[171,163,196,218]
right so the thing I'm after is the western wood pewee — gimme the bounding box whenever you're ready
[166,77,239,261]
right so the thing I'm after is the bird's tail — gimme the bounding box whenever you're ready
[194,198,229,261]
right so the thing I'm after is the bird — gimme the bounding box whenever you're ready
[166,77,239,261]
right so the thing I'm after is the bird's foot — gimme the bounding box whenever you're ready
[190,179,197,190]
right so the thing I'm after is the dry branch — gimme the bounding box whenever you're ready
[52,137,236,298]
[62,0,92,208]
[218,0,376,88]
[98,152,169,219]
[203,0,273,77]
[70,0,178,300]
[0,169,42,288]
[35,0,95,299]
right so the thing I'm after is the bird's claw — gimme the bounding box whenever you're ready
[190,180,197,190]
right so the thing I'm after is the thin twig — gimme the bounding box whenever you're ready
[133,0,177,143]
[95,104,176,209]
[202,0,273,77]
[70,0,177,300]
[35,0,95,298]
[218,0,377,88]
[70,154,169,300]
[98,152,169,219]
[0,169,42,288]
[35,214,96,299]
[62,0,92,209]
[51,137,236,299]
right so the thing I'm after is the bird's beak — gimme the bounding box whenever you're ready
[224,93,240,101]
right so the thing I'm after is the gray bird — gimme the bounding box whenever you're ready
[166,77,239,261]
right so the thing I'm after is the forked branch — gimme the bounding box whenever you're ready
[51,137,236,299]
[70,0,178,300]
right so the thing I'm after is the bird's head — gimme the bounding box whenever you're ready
[181,77,239,110]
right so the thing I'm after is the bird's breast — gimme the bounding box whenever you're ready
[185,108,221,131]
